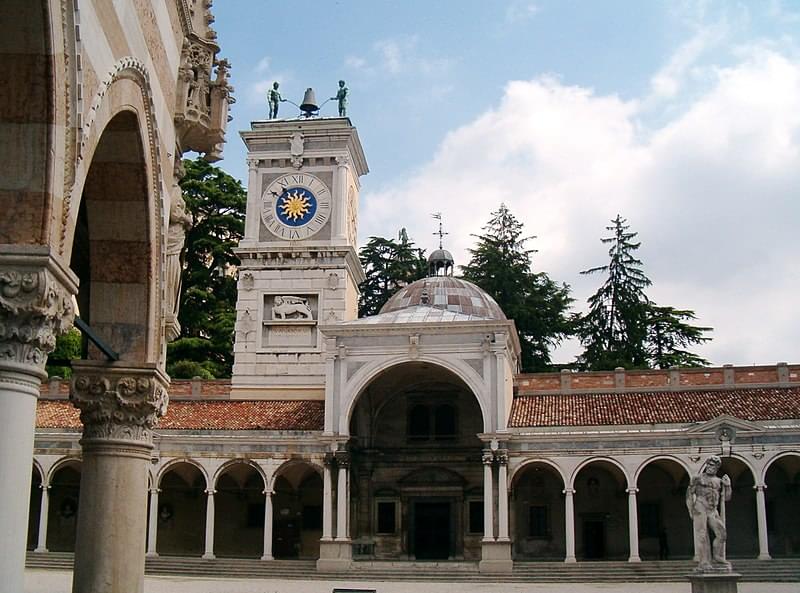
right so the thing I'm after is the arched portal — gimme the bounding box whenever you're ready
[635,459,692,559]
[511,461,566,560]
[27,465,44,550]
[764,453,800,557]
[573,460,629,560]
[271,462,323,559]
[157,462,207,556]
[214,462,266,558]
[47,460,81,552]
[70,110,155,362]
[348,361,485,560]
[720,457,758,558]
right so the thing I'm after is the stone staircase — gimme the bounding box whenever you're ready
[26,552,800,583]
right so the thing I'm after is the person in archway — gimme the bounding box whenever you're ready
[686,455,732,570]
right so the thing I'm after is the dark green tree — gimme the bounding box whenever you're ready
[46,329,82,378]
[577,215,651,370]
[577,215,712,370]
[358,228,427,317]
[646,305,711,368]
[166,158,246,378]
[461,204,573,371]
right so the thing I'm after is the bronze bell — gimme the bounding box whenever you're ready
[299,88,319,117]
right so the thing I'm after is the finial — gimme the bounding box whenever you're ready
[431,212,448,249]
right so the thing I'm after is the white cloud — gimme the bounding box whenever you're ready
[255,56,271,73]
[506,1,540,24]
[345,35,452,79]
[361,49,800,365]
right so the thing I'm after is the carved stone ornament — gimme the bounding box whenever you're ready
[0,258,76,370]
[334,450,351,469]
[272,295,313,321]
[70,363,169,444]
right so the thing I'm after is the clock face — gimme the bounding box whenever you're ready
[261,173,331,240]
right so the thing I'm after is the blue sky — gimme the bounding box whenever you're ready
[212,1,800,365]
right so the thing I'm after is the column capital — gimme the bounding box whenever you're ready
[70,362,169,445]
[263,489,274,497]
[149,487,161,494]
[40,484,51,491]
[482,449,495,465]
[495,449,509,465]
[205,489,216,496]
[0,248,78,374]
[626,487,639,495]
[754,484,767,492]
[246,158,259,171]
[334,450,351,468]
[562,488,575,495]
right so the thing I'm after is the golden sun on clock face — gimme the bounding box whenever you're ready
[261,173,331,240]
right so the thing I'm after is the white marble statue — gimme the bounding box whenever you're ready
[686,455,732,571]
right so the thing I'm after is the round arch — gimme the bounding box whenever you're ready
[343,355,490,435]
[570,456,632,490]
[156,458,209,490]
[633,455,692,485]
[269,458,323,492]
[32,459,45,486]
[510,458,568,487]
[46,457,82,553]
[212,458,267,491]
[46,456,82,486]
[761,450,800,484]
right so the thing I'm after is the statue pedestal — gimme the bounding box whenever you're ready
[317,540,352,572]
[687,571,741,593]
[479,540,513,574]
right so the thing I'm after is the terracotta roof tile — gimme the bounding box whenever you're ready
[36,400,324,431]
[509,387,800,427]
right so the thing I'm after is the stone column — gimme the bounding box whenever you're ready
[146,488,159,557]
[35,485,51,552]
[203,489,216,559]
[322,453,334,541]
[0,249,76,593]
[482,449,495,541]
[627,487,641,562]
[497,450,510,541]
[261,490,273,560]
[335,451,350,541]
[755,484,771,560]
[70,362,169,593]
[564,488,576,562]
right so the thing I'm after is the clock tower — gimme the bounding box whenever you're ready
[232,117,368,399]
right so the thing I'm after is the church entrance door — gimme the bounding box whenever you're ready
[413,501,451,559]
[583,518,606,559]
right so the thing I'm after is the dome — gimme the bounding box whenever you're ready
[380,276,506,320]
[427,248,454,264]
[427,248,454,277]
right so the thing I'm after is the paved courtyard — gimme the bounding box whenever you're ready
[24,570,799,593]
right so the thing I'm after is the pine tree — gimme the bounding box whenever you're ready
[577,215,651,369]
[461,204,572,371]
[646,305,711,368]
[577,215,712,370]
[358,229,427,317]
[166,158,246,378]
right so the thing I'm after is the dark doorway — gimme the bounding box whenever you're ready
[583,519,606,559]
[414,502,450,559]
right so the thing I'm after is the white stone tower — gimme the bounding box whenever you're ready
[232,117,368,399]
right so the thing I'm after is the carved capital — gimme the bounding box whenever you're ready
[482,449,495,465]
[323,452,336,468]
[0,249,78,371]
[70,362,169,444]
[495,449,509,465]
[335,450,351,469]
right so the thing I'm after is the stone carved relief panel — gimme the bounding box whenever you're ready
[260,292,321,351]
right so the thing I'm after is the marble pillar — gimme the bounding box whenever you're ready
[755,484,771,560]
[203,489,216,559]
[482,449,495,542]
[146,488,159,556]
[35,484,51,552]
[335,451,350,541]
[0,249,77,593]
[564,488,576,562]
[497,451,510,541]
[322,454,333,541]
[627,487,641,562]
[261,490,273,560]
[70,362,169,593]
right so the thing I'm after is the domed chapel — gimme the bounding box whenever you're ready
[32,106,800,577]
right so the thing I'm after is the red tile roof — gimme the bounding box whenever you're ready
[509,387,800,427]
[36,400,324,431]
